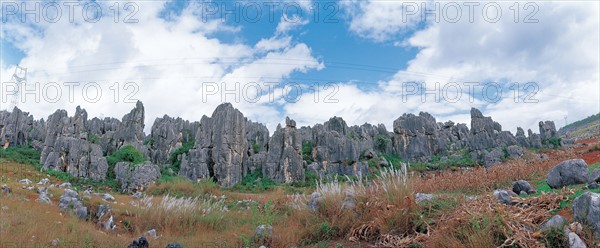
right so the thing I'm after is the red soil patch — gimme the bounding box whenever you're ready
[557,207,574,220]
[575,139,598,145]
[581,150,600,164]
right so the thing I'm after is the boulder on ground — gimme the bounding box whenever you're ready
[573,192,600,238]
[546,159,589,188]
[512,180,536,195]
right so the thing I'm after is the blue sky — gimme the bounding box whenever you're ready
[1,0,599,133]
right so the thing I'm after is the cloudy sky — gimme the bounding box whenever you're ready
[1,0,599,134]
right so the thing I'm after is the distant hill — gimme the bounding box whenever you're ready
[558,113,600,139]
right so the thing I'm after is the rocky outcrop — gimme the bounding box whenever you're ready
[263,117,304,183]
[0,107,44,147]
[547,159,589,188]
[41,137,108,181]
[539,121,558,140]
[148,115,200,165]
[179,103,249,187]
[3,102,563,188]
[114,162,161,193]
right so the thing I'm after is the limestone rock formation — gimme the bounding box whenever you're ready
[263,117,304,183]
[41,137,108,181]
[114,161,161,193]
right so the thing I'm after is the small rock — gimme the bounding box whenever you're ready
[568,232,587,248]
[75,206,88,220]
[58,182,71,188]
[588,182,599,189]
[97,205,110,219]
[1,206,8,211]
[103,215,115,230]
[50,238,60,246]
[2,184,11,194]
[415,193,435,204]
[19,178,32,184]
[541,215,567,230]
[102,193,115,202]
[341,190,356,209]
[145,229,158,240]
[37,178,50,185]
[132,192,143,199]
[166,244,182,248]
[37,193,52,204]
[130,201,139,207]
[253,224,273,244]
[512,180,536,195]
[309,192,322,212]
[493,189,515,205]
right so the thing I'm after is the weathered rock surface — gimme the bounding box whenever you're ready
[547,159,589,188]
[115,162,161,193]
[0,107,44,147]
[2,102,562,188]
[573,192,600,238]
[263,117,304,183]
[148,115,199,165]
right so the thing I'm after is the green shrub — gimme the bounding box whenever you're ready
[542,228,567,248]
[302,141,314,164]
[233,170,277,192]
[542,137,562,148]
[252,143,261,153]
[168,139,195,173]
[106,145,145,179]
[375,134,391,151]
[87,134,100,144]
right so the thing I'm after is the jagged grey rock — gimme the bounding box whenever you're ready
[483,147,505,167]
[148,115,200,165]
[115,162,161,193]
[41,137,108,181]
[263,117,304,183]
[506,145,524,159]
[547,159,589,188]
[539,120,558,140]
[103,215,116,230]
[59,189,87,219]
[0,107,44,147]
[573,192,600,238]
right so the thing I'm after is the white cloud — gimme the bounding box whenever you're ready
[0,0,323,133]
[341,0,429,42]
[275,14,309,35]
[284,1,599,133]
